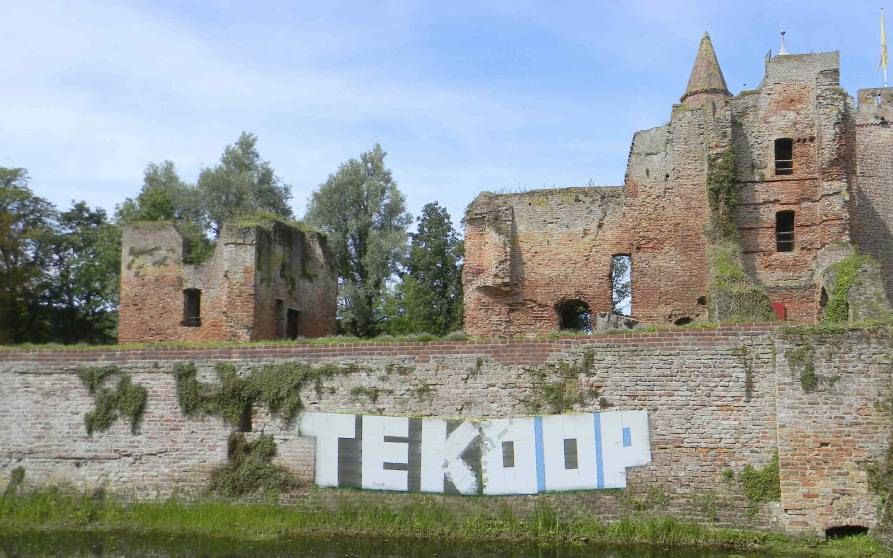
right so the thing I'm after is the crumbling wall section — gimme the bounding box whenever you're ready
[853,88,893,304]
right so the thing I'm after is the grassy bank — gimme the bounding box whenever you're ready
[0,489,887,557]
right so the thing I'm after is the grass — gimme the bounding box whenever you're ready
[0,488,888,556]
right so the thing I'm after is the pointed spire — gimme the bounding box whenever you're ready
[680,32,731,104]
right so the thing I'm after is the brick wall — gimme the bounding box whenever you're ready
[1,324,889,535]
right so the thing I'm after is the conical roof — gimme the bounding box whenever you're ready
[680,32,731,103]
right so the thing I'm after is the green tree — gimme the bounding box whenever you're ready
[0,168,56,343]
[116,161,202,224]
[305,144,411,337]
[393,202,463,335]
[197,132,293,237]
[116,161,212,263]
[44,202,120,343]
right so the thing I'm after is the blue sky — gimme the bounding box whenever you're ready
[1,1,888,227]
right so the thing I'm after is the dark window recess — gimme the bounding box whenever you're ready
[502,441,515,468]
[182,289,201,327]
[555,299,592,333]
[776,211,795,252]
[286,308,300,340]
[774,138,793,175]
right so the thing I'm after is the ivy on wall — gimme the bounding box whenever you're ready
[173,360,357,428]
[173,360,358,495]
[77,366,148,436]
[209,432,300,497]
[823,253,873,323]
[704,149,774,323]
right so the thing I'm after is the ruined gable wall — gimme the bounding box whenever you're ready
[853,88,893,304]
[463,188,627,336]
[118,222,249,343]
[251,223,337,340]
[731,54,852,323]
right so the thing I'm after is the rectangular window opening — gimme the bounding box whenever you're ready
[611,254,632,316]
[182,289,201,327]
[286,308,300,340]
[774,138,793,176]
[776,211,795,252]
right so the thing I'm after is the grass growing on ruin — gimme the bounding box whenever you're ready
[0,488,887,557]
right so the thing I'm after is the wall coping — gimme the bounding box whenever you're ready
[0,324,786,365]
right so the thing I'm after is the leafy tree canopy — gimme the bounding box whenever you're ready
[305,144,411,337]
[386,202,463,336]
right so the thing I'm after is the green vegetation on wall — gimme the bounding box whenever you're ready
[867,389,893,530]
[77,366,148,435]
[823,253,873,323]
[522,350,600,414]
[208,433,300,497]
[704,148,774,323]
[740,453,781,504]
[3,467,25,499]
[174,360,357,427]
[706,148,739,241]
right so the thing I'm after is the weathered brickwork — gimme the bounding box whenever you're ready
[1,325,889,535]
[464,37,892,336]
[118,220,337,343]
[853,88,893,305]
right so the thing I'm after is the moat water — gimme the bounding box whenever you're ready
[0,531,761,557]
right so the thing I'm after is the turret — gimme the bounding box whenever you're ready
[680,32,731,107]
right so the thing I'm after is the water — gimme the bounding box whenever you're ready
[0,532,757,557]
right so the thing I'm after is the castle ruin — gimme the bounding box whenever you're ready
[118,219,337,343]
[463,34,893,336]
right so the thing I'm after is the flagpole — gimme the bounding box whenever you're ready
[882,8,888,87]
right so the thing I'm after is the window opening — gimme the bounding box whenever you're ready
[182,289,201,327]
[286,308,300,340]
[775,138,793,175]
[611,255,632,316]
[555,300,591,333]
[776,211,795,252]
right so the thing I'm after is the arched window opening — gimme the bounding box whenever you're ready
[775,138,793,175]
[825,525,869,539]
[556,300,592,333]
[611,255,632,316]
[819,287,829,308]
[776,211,795,252]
